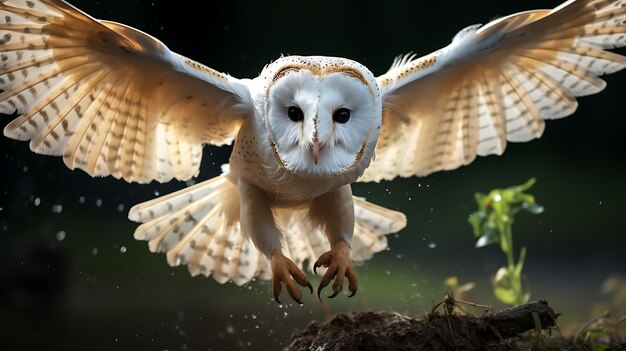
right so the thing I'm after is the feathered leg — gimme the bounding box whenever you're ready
[309,184,358,300]
[238,178,312,304]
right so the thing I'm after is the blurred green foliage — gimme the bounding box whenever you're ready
[469,178,543,306]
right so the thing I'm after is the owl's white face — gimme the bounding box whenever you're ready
[264,57,381,178]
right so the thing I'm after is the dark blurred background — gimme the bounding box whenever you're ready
[1,0,625,350]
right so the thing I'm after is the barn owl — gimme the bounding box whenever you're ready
[1,0,625,304]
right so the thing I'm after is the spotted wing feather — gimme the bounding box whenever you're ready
[361,0,626,182]
[0,0,250,183]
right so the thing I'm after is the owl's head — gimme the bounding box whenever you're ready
[262,56,381,178]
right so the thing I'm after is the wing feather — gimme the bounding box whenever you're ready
[362,0,626,182]
[0,0,251,183]
[64,75,115,168]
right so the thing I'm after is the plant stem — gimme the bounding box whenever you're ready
[505,222,515,271]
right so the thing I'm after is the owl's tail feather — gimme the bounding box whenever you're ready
[352,197,407,260]
[129,173,407,285]
[129,174,272,285]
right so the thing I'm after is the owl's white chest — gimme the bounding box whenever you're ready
[228,120,362,204]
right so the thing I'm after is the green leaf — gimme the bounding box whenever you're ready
[475,222,499,247]
[468,210,485,236]
[522,203,544,214]
[522,292,531,304]
[494,287,518,305]
[509,178,537,193]
[512,193,535,206]
[474,192,487,208]
[475,234,493,248]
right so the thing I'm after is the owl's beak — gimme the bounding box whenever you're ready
[311,142,323,165]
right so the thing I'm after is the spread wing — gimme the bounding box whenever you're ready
[360,0,626,182]
[0,0,251,183]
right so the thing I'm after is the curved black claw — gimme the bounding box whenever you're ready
[271,252,311,305]
[307,282,314,295]
[348,288,357,298]
[328,286,342,299]
[314,242,357,301]
[313,261,321,275]
[317,284,325,302]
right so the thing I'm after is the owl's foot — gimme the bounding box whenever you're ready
[271,251,313,305]
[313,240,358,300]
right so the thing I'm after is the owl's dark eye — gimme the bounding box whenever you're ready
[333,108,351,124]
[287,106,304,122]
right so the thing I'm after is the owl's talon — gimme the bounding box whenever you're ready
[317,284,325,302]
[314,241,358,300]
[271,251,311,305]
[328,285,342,299]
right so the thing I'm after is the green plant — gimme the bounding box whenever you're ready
[468,178,543,306]
[576,311,626,351]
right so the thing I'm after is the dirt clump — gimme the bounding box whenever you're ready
[286,301,562,351]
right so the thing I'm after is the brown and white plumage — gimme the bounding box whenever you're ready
[0,0,249,183]
[2,0,625,303]
[361,0,626,182]
[128,170,404,286]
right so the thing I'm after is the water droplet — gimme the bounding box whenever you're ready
[33,197,41,206]
[598,201,603,205]
[226,325,235,334]
[92,247,99,256]
[154,190,160,196]
[120,246,127,254]
[117,204,125,212]
[22,166,28,172]
[51,204,63,214]
[56,230,66,241]
[283,312,289,318]
[96,199,103,207]
[185,179,196,187]
[428,242,437,249]
[79,196,86,204]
